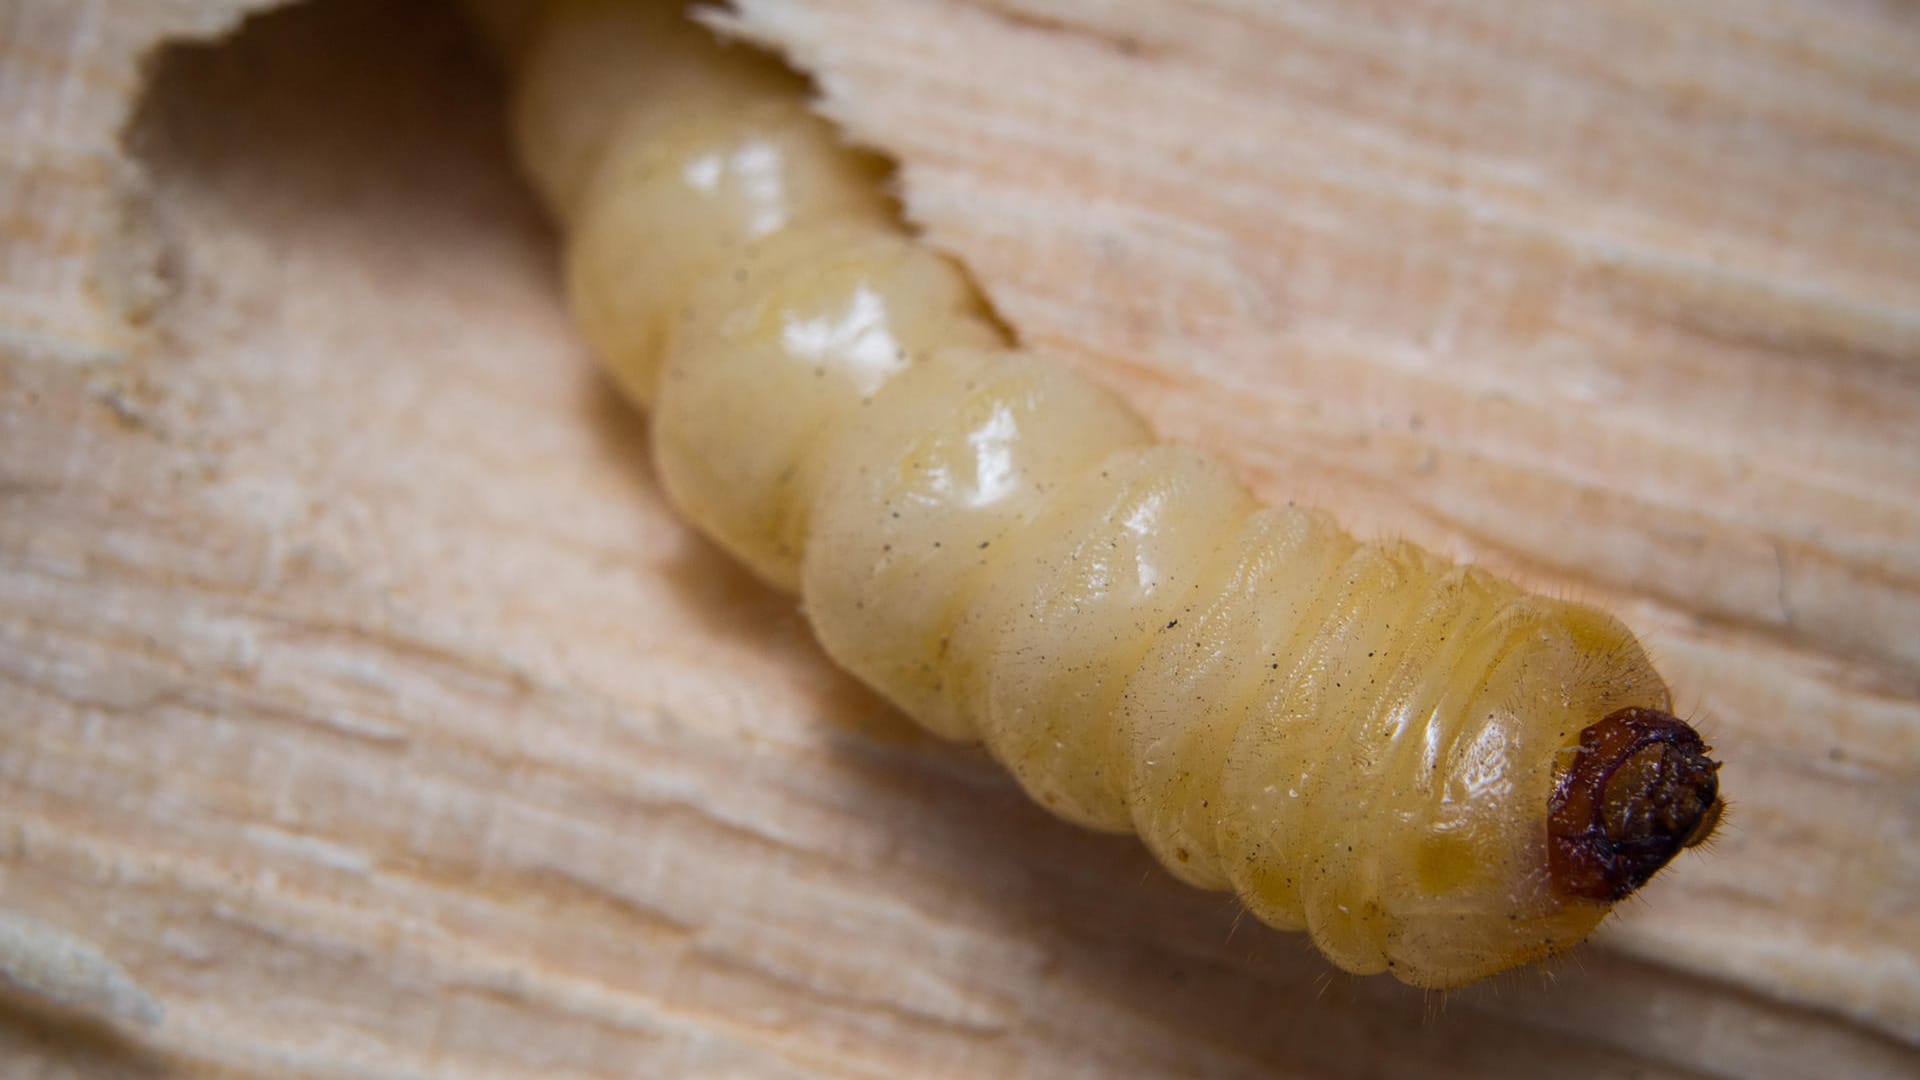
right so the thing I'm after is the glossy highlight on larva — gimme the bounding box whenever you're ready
[474,0,1724,988]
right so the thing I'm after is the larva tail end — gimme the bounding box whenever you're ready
[1546,707,1723,903]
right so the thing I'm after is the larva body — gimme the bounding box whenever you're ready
[483,0,1722,988]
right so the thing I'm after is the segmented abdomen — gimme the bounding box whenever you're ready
[488,0,1711,988]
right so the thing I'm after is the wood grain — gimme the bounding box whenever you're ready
[1,0,1915,1076]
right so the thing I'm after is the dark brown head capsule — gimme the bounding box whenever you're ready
[1547,706,1724,903]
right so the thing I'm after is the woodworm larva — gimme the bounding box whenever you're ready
[475,0,1725,988]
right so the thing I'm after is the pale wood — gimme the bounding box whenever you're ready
[1,0,1916,1076]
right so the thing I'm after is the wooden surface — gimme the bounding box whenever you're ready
[2,0,1917,1076]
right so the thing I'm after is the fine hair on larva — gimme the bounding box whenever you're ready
[468,0,1725,989]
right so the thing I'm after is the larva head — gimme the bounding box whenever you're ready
[1547,706,1723,902]
[1363,596,1700,988]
